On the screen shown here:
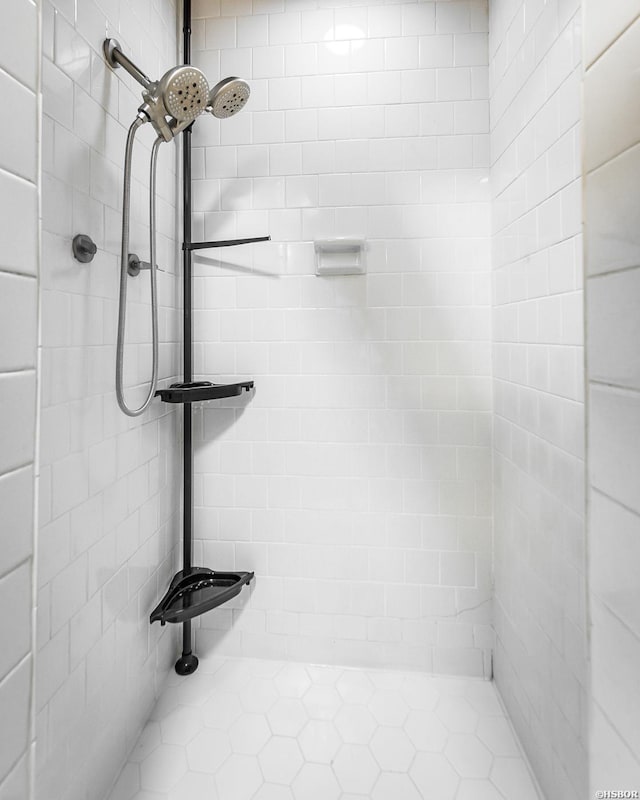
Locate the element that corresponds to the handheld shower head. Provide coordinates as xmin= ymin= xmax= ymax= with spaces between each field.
xmin=159 ymin=66 xmax=210 ymax=124
xmin=104 ymin=40 xmax=210 ymax=139
xmin=139 ymin=64 xmax=210 ymax=140
xmin=208 ymin=77 xmax=251 ymax=119
xmin=103 ymin=40 xmax=250 ymax=136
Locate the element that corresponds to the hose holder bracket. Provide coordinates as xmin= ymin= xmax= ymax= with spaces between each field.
xmin=127 ymin=253 xmax=154 ymax=277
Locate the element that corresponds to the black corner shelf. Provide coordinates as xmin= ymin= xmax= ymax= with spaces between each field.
xmin=150 ymin=567 xmax=254 ymax=626
xmin=184 ymin=235 xmax=270 ymax=251
xmin=155 ymin=380 xmax=254 ymax=404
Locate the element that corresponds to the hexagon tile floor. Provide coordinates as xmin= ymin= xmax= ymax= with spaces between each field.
xmin=107 ymin=655 xmax=543 ymax=800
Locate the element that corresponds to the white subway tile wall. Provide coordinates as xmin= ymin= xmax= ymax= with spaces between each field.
xmin=37 ymin=1 xmax=182 ymax=799
xmin=584 ymin=1 xmax=640 ymax=793
xmin=7 ymin=2 xmax=634 ymax=797
xmin=489 ymin=0 xmax=586 ymax=798
xmin=188 ymin=0 xmax=493 ymax=678
xmin=0 ymin=1 xmax=38 ymax=794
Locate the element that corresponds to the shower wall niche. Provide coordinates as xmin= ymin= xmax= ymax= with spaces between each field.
xmin=189 ymin=0 xmax=494 ymax=676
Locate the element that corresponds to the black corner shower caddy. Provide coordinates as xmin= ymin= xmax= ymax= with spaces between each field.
xmin=150 ymin=568 xmax=255 ymax=626
xmin=150 ymin=0 xmax=267 ymax=676
xmin=156 ymin=379 xmax=255 ymax=404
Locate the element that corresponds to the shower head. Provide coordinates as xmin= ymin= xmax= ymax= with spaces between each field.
xmin=140 ymin=64 xmax=210 ymax=140
xmin=104 ymin=40 xmax=210 ymax=140
xmin=103 ymin=40 xmax=249 ymax=137
xmin=207 ymin=77 xmax=251 ymax=119
xmin=158 ymin=66 xmax=210 ymax=124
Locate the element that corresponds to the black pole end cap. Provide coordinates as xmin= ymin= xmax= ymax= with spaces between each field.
xmin=175 ymin=652 xmax=199 ymax=676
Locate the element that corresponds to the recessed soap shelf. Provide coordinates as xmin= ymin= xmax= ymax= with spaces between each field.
xmin=314 ymin=238 xmax=366 ymax=276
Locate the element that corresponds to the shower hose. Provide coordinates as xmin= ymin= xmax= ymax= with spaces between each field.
xmin=116 ymin=114 xmax=162 ymax=416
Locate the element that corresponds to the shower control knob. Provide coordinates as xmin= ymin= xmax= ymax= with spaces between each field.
xmin=72 ymin=234 xmax=97 ymax=263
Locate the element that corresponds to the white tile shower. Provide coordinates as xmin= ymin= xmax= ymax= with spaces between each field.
xmin=1 ymin=0 xmax=639 ymax=798
xmin=35 ymin=2 xmax=183 ymax=799
xmin=0 ymin=0 xmax=38 ymax=795
xmin=489 ymin=0 xmax=586 ymax=797
xmin=107 ymin=654 xmax=543 ymax=800
xmin=584 ymin=1 xmax=640 ymax=792
xmin=188 ymin=0 xmax=494 ymax=679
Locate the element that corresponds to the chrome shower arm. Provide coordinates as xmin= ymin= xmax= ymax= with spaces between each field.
xmin=103 ymin=39 xmax=153 ymax=91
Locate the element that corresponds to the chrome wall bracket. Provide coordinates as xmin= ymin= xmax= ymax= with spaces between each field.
xmin=103 ymin=38 xmax=153 ymax=90
xmin=127 ymin=253 xmax=153 ymax=277
xmin=72 ymin=234 xmax=97 ymax=263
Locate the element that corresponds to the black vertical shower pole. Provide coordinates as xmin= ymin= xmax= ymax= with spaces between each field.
xmin=175 ymin=0 xmax=198 ymax=676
